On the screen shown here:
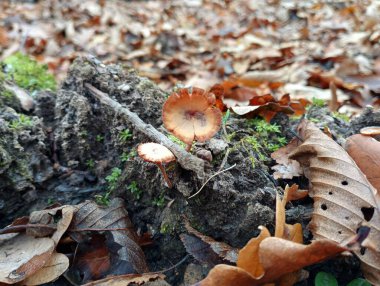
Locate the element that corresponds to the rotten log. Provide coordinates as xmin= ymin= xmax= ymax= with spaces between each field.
xmin=85 ymin=83 xmax=205 ymax=178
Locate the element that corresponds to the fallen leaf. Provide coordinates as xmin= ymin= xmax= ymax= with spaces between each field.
xmin=66 ymin=199 xmax=148 ymax=284
xmin=81 ymin=273 xmax=165 ymax=286
xmin=345 ymin=134 xmax=380 ymax=195
xmin=22 ymin=252 xmax=69 ymax=285
xmin=236 ymin=226 xmax=270 ymax=279
xmin=271 ymin=138 xmax=303 ymax=179
xmin=289 ymin=120 xmax=380 ymax=285
xmin=181 ymin=220 xmax=239 ymax=266
xmin=197 ymin=239 xmax=347 ymax=286
xmin=0 ymin=234 xmax=54 ymax=284
xmin=28 ymin=205 xmax=75 ymax=245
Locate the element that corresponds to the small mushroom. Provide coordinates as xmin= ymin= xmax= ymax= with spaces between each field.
xmin=137 ymin=142 xmax=175 ymax=188
xmin=360 ymin=126 xmax=380 ymax=136
xmin=162 ymin=87 xmax=222 ymax=151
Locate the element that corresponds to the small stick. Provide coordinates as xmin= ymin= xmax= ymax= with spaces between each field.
xmin=85 ymin=83 xmax=205 ymax=178
xmin=329 ymin=81 xmax=339 ymax=112
xmin=188 ymin=164 xmax=237 ymax=199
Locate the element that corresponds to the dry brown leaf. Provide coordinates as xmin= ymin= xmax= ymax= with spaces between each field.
xmin=198 ymin=239 xmax=347 ymax=286
xmin=22 ymin=252 xmax=69 ymax=285
xmin=271 ymin=138 xmax=303 ymax=180
xmin=0 ymin=234 xmax=54 ymax=284
xmin=81 ymin=273 xmax=165 ymax=286
xmin=181 ymin=220 xmax=239 ymax=265
xmin=345 ymin=134 xmax=380 ymax=194
xmin=28 ymin=205 xmax=75 ymax=245
xmin=66 ymin=199 xmax=148 ymax=284
xmin=257 ymin=238 xmax=347 ymax=283
xmin=289 ymin=120 xmax=380 ymax=285
xmin=236 ymin=226 xmax=271 ymax=279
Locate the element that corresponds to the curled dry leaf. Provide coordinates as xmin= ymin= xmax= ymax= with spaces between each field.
xmin=230 ymin=93 xmax=308 ymax=122
xmin=196 ymin=184 xmax=342 ymax=286
xmin=22 ymin=252 xmax=69 ymax=286
xmin=345 ymin=134 xmax=380 ymax=197
xmin=0 ymin=234 xmax=55 ymax=284
xmin=289 ymin=120 xmax=380 ymax=285
xmin=162 ymin=87 xmax=222 ymax=145
xmin=28 ymin=205 xmax=75 ymax=245
xmin=271 ymin=138 xmax=303 ymax=180
xmin=198 ymin=238 xmax=347 ymax=286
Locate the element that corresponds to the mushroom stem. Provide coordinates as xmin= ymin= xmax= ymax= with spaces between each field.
xmin=157 ymin=163 xmax=172 ymax=188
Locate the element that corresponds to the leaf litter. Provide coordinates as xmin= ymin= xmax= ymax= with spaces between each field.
xmin=1 ymin=0 xmax=380 ymax=285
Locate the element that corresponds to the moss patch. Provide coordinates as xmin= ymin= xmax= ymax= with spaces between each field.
xmin=2 ymin=52 xmax=56 ymax=92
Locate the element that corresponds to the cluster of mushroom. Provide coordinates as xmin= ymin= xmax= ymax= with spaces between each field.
xmin=137 ymin=87 xmax=222 ymax=188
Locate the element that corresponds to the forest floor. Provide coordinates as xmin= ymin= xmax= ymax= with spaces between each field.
xmin=0 ymin=1 xmax=380 ymax=286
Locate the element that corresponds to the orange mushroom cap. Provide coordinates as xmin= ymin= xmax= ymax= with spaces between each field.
xmin=137 ymin=143 xmax=175 ymax=164
xmin=360 ymin=126 xmax=380 ymax=136
xmin=162 ymin=87 xmax=222 ymax=145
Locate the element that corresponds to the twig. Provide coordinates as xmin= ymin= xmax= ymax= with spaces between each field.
xmin=188 ymin=163 xmax=237 ymax=199
xmin=159 ymin=255 xmax=190 ymax=273
xmin=0 ymin=224 xmax=56 ymax=235
xmin=329 ymin=81 xmax=338 ymax=112
xmin=218 ymin=148 xmax=230 ymax=172
xmin=85 ymin=83 xmax=205 ymax=178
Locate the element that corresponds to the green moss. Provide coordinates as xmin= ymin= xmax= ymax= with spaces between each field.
xmin=2 ymin=52 xmax=56 ymax=92
xmin=311 ymin=97 xmax=325 ymax=107
xmin=2 ymin=89 xmax=14 ymax=99
xmin=168 ymin=134 xmax=187 ymax=148
xmin=332 ymin=112 xmax=350 ymax=122
xmin=160 ymin=222 xmax=175 ymax=235
xmin=8 ymin=114 xmax=33 ymax=130
xmin=121 ymin=149 xmax=137 ymax=162
xmin=127 ymin=181 xmax=142 ymax=200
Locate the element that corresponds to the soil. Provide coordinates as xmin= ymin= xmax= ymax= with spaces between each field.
xmin=0 ymin=56 xmax=377 ymax=285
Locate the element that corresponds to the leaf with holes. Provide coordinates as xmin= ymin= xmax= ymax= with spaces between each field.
xmin=288 ymin=120 xmax=380 ymax=285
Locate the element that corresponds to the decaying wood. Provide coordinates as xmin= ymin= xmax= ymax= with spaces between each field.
xmin=85 ymin=83 xmax=205 ymax=178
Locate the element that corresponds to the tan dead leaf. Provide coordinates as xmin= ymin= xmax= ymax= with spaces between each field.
xmin=345 ymin=134 xmax=380 ymax=194
xmin=237 ymin=68 xmax=288 ymax=87
xmin=199 ymin=264 xmax=258 ymax=286
xmin=0 ymin=234 xmax=54 ymax=284
xmin=236 ymin=226 xmax=271 ymax=279
xmin=289 ymin=120 xmax=380 ymax=285
xmin=285 ymin=184 xmax=309 ymax=202
xmin=27 ymin=205 xmax=75 ymax=245
xmin=257 ymin=238 xmax=347 ymax=283
xmin=271 ymin=138 xmax=303 ymax=180
xmin=81 ymin=273 xmax=165 ymax=286
xmin=199 ymin=239 xmax=347 ymax=286
xmin=22 ymin=252 xmax=69 ymax=285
